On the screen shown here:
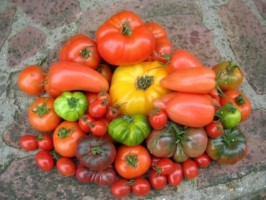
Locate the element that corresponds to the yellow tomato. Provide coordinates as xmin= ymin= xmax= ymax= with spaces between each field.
xmin=110 ymin=61 xmax=169 ymax=115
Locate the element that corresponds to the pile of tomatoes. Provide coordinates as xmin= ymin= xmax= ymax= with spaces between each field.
xmin=17 ymin=10 xmax=252 ymax=198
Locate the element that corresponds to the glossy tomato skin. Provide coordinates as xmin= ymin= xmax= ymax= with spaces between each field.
xmin=56 ymin=157 xmax=77 ymax=176
xmin=37 ymin=133 xmax=54 ymax=151
xmin=96 ymin=64 xmax=113 ymax=85
xmin=88 ymin=99 xmax=108 ymax=118
xmin=193 ymin=153 xmax=212 ymax=168
xmin=89 ymin=120 xmax=107 ymax=137
xmin=18 ymin=65 xmax=46 ymax=96
xmin=149 ymin=108 xmax=168 ymax=130
xmin=132 ymin=177 xmax=151 ymax=196
xmin=78 ymin=113 xmax=94 ymax=132
xmin=148 ymin=170 xmax=167 ymax=190
xmin=205 ymin=121 xmax=224 ymax=138
xmin=111 ymin=179 xmax=131 ymax=198
xmin=35 ymin=150 xmax=54 ymax=171
xmin=19 ymin=134 xmax=38 ymax=151
xmin=167 ymin=163 xmax=183 ymax=186
xmin=182 ymin=159 xmax=199 ymax=179
xmin=216 ymin=103 xmax=241 ymax=128
xmin=28 ymin=97 xmax=62 ymax=132
xmin=115 ymin=145 xmax=151 ymax=179
xmin=154 ymin=158 xmax=174 ymax=175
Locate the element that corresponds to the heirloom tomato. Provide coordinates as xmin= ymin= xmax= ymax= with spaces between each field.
xmin=109 ymin=61 xmax=169 ymax=115
xmin=216 ymin=103 xmax=241 ymax=128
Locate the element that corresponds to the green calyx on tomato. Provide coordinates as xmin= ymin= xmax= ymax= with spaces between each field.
xmin=57 ymin=127 xmax=72 ymax=139
xmin=136 ymin=75 xmax=154 ymax=90
xmin=108 ymin=114 xmax=151 ymax=146
xmin=32 ymin=102 xmax=50 ymax=117
xmin=216 ymin=102 xmax=241 ymax=128
xmin=54 ymin=91 xmax=88 ymax=121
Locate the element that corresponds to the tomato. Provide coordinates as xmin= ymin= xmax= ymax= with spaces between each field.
xmin=19 ymin=134 xmax=38 ymax=151
xmin=167 ymin=163 xmax=183 ymax=186
xmin=166 ymin=49 xmax=203 ymax=73
xmin=216 ymin=103 xmax=241 ymax=128
xmin=153 ymin=158 xmax=174 ymax=175
xmin=105 ymin=104 xmax=122 ymax=120
xmin=35 ymin=150 xmax=54 ymax=171
xmin=220 ymin=89 xmax=252 ymax=121
xmin=78 ymin=114 xmax=94 ymax=132
xmin=18 ymin=65 xmax=46 ymax=96
xmin=213 ymin=61 xmax=243 ymax=91
xmin=88 ymin=99 xmax=108 ymax=118
xmin=28 ymin=97 xmax=62 ymax=132
xmin=205 ymin=121 xmax=224 ymax=138
xmin=149 ymin=108 xmax=168 ymax=130
xmin=115 ymin=145 xmax=151 ymax=179
xmin=76 ymin=135 xmax=116 ymax=171
xmin=85 ymin=92 xmax=98 ymax=104
xmin=96 ymin=64 xmax=113 ymax=85
xmin=131 ymin=177 xmax=151 ymax=196
xmin=96 ymin=10 xmax=155 ymax=65
xmin=59 ymin=34 xmax=100 ymax=69
xmin=53 ymin=121 xmax=86 ymax=157
xmin=56 ymin=157 xmax=76 ymax=176
xmin=89 ymin=120 xmax=107 ymax=137
xmin=110 ymin=61 xmax=169 ymax=115
xmin=160 ymin=67 xmax=216 ymax=94
xmin=111 ymin=179 xmax=131 ymax=198
xmin=182 ymin=159 xmax=199 ymax=179
xmin=148 ymin=170 xmax=167 ymax=190
xmin=54 ymin=91 xmax=88 ymax=121
xmin=37 ymin=133 xmax=54 ymax=151
xmin=46 ymin=61 xmax=109 ymax=94
xmin=193 ymin=153 xmax=211 ymax=168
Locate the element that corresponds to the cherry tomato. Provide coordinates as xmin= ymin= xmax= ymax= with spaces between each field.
xmin=19 ymin=134 xmax=38 ymax=151
xmin=148 ymin=170 xmax=167 ymax=190
xmin=182 ymin=159 xmax=199 ymax=179
xmin=56 ymin=157 xmax=77 ymax=176
xmin=89 ymin=120 xmax=107 ymax=137
xmin=85 ymin=92 xmax=98 ymax=104
xmin=78 ymin=113 xmax=94 ymax=132
xmin=149 ymin=108 xmax=168 ymax=130
xmin=131 ymin=177 xmax=151 ymax=196
xmin=88 ymin=99 xmax=108 ymax=118
xmin=105 ymin=104 xmax=122 ymax=121
xmin=153 ymin=158 xmax=174 ymax=175
xmin=111 ymin=179 xmax=131 ymax=198
xmin=37 ymin=133 xmax=54 ymax=151
xmin=194 ymin=153 xmax=212 ymax=168
xmin=35 ymin=150 xmax=54 ymax=171
xmin=167 ymin=163 xmax=183 ymax=186
xmin=96 ymin=64 xmax=113 ymax=85
xmin=205 ymin=121 xmax=224 ymax=138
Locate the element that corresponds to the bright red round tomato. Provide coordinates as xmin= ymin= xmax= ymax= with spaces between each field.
xmin=19 ymin=134 xmax=38 ymax=151
xmin=89 ymin=120 xmax=107 ymax=137
xmin=182 ymin=159 xmax=199 ymax=179
xmin=105 ymin=105 xmax=122 ymax=121
xmin=153 ymin=158 xmax=174 ymax=175
xmin=37 ymin=133 xmax=54 ymax=151
xmin=88 ymin=99 xmax=108 ymax=118
xmin=149 ymin=108 xmax=168 ymax=130
xmin=111 ymin=179 xmax=131 ymax=198
xmin=78 ymin=113 xmax=94 ymax=132
xmin=132 ymin=177 xmax=151 ymax=196
xmin=167 ymin=163 xmax=183 ymax=186
xmin=18 ymin=65 xmax=46 ymax=96
xmin=56 ymin=157 xmax=76 ymax=176
xmin=205 ymin=121 xmax=224 ymax=138
xmin=148 ymin=170 xmax=167 ymax=190
xmin=35 ymin=150 xmax=54 ymax=171
xmin=194 ymin=153 xmax=212 ymax=168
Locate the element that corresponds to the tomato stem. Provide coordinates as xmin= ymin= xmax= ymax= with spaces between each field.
xmin=126 ymin=154 xmax=137 ymax=168
xmin=80 ymin=47 xmax=91 ymax=59
xmin=58 ymin=127 xmax=72 ymax=138
xmin=121 ymin=20 xmax=132 ymax=36
xmin=123 ymin=115 xmax=133 ymax=123
xmin=91 ymin=146 xmax=102 ymax=155
xmin=235 ymin=95 xmax=245 ymax=105
xmin=67 ymin=97 xmax=79 ymax=110
xmin=136 ymin=75 xmax=154 ymax=90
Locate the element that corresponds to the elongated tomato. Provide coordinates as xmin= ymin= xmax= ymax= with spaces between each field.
xmin=46 ymin=62 xmax=109 ymax=93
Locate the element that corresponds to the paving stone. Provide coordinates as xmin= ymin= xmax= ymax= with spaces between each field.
xmin=11 ymin=0 xmax=81 ymax=29
xmin=218 ymin=0 xmax=266 ymax=95
xmin=254 ymin=0 xmax=266 ymax=19
xmin=7 ymin=25 xmax=46 ymax=67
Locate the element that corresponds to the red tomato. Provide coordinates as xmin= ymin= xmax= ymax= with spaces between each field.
xmin=85 ymin=92 xmax=98 ymax=104
xmin=148 ymin=170 xmax=167 ymax=190
xmin=18 ymin=65 xmax=46 ymax=96
xmin=153 ymin=158 xmax=174 ymax=175
xmin=131 ymin=177 xmax=151 ymax=196
xmin=89 ymin=120 xmax=107 ymax=137
xmin=35 ymin=150 xmax=54 ymax=171
xmin=19 ymin=134 xmax=38 ymax=151
xmin=37 ymin=133 xmax=54 ymax=151
xmin=78 ymin=114 xmax=94 ymax=132
xmin=194 ymin=153 xmax=212 ymax=168
xmin=106 ymin=105 xmax=122 ymax=120
xmin=111 ymin=179 xmax=131 ymax=198
xmin=56 ymin=157 xmax=77 ymax=176
xmin=167 ymin=163 xmax=183 ymax=186
xmin=96 ymin=64 xmax=113 ymax=85
xmin=88 ymin=99 xmax=108 ymax=118
xmin=97 ymin=90 xmax=112 ymax=105
xmin=59 ymin=34 xmax=100 ymax=69
xmin=205 ymin=121 xmax=224 ymax=138
xmin=149 ymin=108 xmax=168 ymax=130
xmin=182 ymin=159 xmax=199 ymax=179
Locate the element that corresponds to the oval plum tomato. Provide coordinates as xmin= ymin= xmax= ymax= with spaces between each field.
xmin=35 ymin=150 xmax=54 ymax=171
xmin=89 ymin=120 xmax=107 ymax=137
xmin=96 ymin=64 xmax=113 ymax=85
xmin=56 ymin=157 xmax=76 ymax=176
xmin=88 ymin=99 xmax=108 ymax=118
xmin=37 ymin=133 xmax=54 ymax=151
xmin=149 ymin=108 xmax=168 ymax=130
xmin=19 ymin=134 xmax=38 ymax=151
xmin=78 ymin=113 xmax=94 ymax=132
xmin=182 ymin=159 xmax=199 ymax=179
xmin=28 ymin=97 xmax=62 ymax=132
xmin=111 ymin=179 xmax=131 ymax=198
xmin=148 ymin=170 xmax=167 ymax=190
xmin=194 ymin=153 xmax=212 ymax=168
xmin=167 ymin=163 xmax=183 ymax=186
xmin=220 ymin=89 xmax=252 ymax=121
xmin=153 ymin=158 xmax=174 ymax=175
xmin=18 ymin=65 xmax=46 ymax=96
xmin=131 ymin=177 xmax=151 ymax=197
xmin=205 ymin=121 xmax=224 ymax=138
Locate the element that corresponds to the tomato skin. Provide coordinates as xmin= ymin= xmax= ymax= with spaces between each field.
xmin=28 ymin=97 xmax=62 ymax=132
xmin=153 ymin=158 xmax=174 ymax=175
xmin=19 ymin=134 xmax=38 ymax=151
xmin=35 ymin=150 xmax=54 ymax=171
xmin=56 ymin=157 xmax=76 ymax=176
xmin=182 ymin=159 xmax=199 ymax=179
xmin=37 ymin=133 xmax=54 ymax=151
xmin=132 ymin=177 xmax=151 ymax=196
xmin=89 ymin=120 xmax=107 ymax=137
xmin=167 ymin=163 xmax=183 ymax=186
xmin=111 ymin=179 xmax=131 ymax=198
xmin=53 ymin=121 xmax=86 ymax=157
xmin=216 ymin=103 xmax=241 ymax=128
xmin=88 ymin=99 xmax=108 ymax=119
xmin=148 ymin=170 xmax=167 ymax=190
xmin=78 ymin=114 xmax=94 ymax=132
xmin=106 ymin=105 xmax=122 ymax=121
xmin=18 ymin=65 xmax=46 ymax=96
xmin=193 ymin=153 xmax=211 ymax=168
xmin=96 ymin=64 xmax=113 ymax=85
xmin=149 ymin=108 xmax=168 ymax=130
xmin=115 ymin=145 xmax=151 ymax=179
xmin=205 ymin=121 xmax=224 ymax=138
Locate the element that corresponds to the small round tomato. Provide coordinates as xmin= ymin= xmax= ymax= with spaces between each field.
xmin=88 ymin=99 xmax=108 ymax=118
xmin=149 ymin=108 xmax=168 ymax=130
xmin=182 ymin=159 xmax=199 ymax=179
xmin=97 ymin=64 xmax=113 ymax=85
xmin=111 ymin=179 xmax=131 ymax=198
xmin=19 ymin=134 xmax=38 ymax=151
xmin=105 ymin=104 xmax=122 ymax=121
xmin=216 ymin=103 xmax=241 ymax=128
xmin=131 ymin=177 xmax=151 ymax=196
xmin=205 ymin=121 xmax=224 ymax=138
xmin=153 ymin=158 xmax=174 ymax=175
xmin=18 ymin=65 xmax=46 ymax=96
xmin=85 ymin=92 xmax=98 ymax=104
xmin=193 ymin=153 xmax=212 ymax=168
xmin=78 ymin=113 xmax=94 ymax=132
xmin=56 ymin=157 xmax=76 ymax=176
xmin=37 ymin=133 xmax=54 ymax=151
xmin=148 ymin=170 xmax=167 ymax=190
xmin=35 ymin=150 xmax=54 ymax=171
xmin=167 ymin=163 xmax=183 ymax=186
xmin=89 ymin=120 xmax=107 ymax=137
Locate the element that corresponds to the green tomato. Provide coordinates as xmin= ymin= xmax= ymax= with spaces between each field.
xmin=216 ymin=103 xmax=241 ymax=128
xmin=108 ymin=114 xmax=151 ymax=146
xmin=54 ymin=91 xmax=88 ymax=121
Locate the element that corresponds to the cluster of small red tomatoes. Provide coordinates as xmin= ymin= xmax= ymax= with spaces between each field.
xmin=17 ymin=10 xmax=252 ymax=198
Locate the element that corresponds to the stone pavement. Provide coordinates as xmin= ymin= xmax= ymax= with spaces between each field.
xmin=0 ymin=0 xmax=266 ymax=199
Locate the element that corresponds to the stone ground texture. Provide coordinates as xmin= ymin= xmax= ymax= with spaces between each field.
xmin=0 ymin=0 xmax=266 ymax=199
